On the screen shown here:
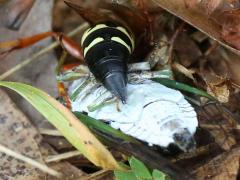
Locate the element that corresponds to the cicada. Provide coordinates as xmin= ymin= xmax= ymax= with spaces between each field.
xmin=65 ymin=62 xmax=198 ymax=152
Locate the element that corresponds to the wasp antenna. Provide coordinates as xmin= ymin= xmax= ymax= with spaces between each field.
xmin=103 ymin=72 xmax=127 ymax=104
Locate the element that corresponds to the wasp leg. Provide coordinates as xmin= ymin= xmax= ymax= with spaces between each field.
xmin=0 ymin=31 xmax=84 ymax=61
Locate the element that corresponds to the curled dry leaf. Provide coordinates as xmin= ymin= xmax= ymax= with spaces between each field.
xmin=203 ymin=73 xmax=230 ymax=103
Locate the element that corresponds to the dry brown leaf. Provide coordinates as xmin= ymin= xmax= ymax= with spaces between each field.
xmin=222 ymin=50 xmax=240 ymax=86
xmin=207 ymin=126 xmax=236 ymax=151
xmin=194 ymin=147 xmax=240 ymax=180
xmin=0 ymin=89 xmax=86 ymax=179
xmin=200 ymin=0 xmax=222 ymax=15
xmin=152 ymin=0 xmax=240 ymax=55
xmin=197 ymin=102 xmax=237 ymax=151
xmin=213 ymin=9 xmax=240 ymax=49
xmin=174 ymin=32 xmax=202 ymax=67
xmin=206 ymin=82 xmax=230 ymax=103
xmin=202 ymin=72 xmax=230 ymax=103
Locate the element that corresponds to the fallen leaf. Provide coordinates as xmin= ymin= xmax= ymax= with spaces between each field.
xmin=0 ymin=89 xmax=86 ymax=179
xmin=194 ymin=147 xmax=240 ymax=180
xmin=152 ymin=0 xmax=240 ymax=55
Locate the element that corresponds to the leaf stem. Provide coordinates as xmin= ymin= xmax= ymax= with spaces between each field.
xmin=0 ymin=23 xmax=88 ymax=80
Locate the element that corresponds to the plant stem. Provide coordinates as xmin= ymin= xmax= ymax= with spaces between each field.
xmin=0 ymin=23 xmax=88 ymax=80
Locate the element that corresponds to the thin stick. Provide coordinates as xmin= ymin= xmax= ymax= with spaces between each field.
xmin=0 ymin=143 xmax=61 ymax=177
xmin=82 ymin=170 xmax=110 ymax=180
xmin=45 ymin=150 xmax=81 ymax=163
xmin=39 ymin=128 xmax=63 ymax=136
xmin=0 ymin=23 xmax=88 ymax=80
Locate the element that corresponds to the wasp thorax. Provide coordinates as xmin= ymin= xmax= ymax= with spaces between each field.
xmin=81 ymin=23 xmax=135 ymax=103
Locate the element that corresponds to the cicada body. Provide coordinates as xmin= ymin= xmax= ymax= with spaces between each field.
xmin=69 ymin=72 xmax=198 ymax=152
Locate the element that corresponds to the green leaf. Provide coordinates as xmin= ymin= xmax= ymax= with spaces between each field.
xmin=152 ymin=169 xmax=167 ymax=180
xmin=0 ymin=81 xmax=123 ymax=170
xmin=129 ymin=156 xmax=152 ymax=179
xmin=152 ymin=78 xmax=216 ymax=100
xmin=114 ymin=171 xmax=137 ymax=180
xmin=74 ymin=112 xmax=139 ymax=143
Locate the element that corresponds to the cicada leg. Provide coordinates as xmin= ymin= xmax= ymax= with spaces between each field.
xmin=0 ymin=31 xmax=84 ymax=62
xmin=55 ymin=51 xmax=71 ymax=109
xmin=57 ymin=81 xmax=72 ymax=109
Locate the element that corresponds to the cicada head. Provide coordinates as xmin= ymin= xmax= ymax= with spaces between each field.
xmin=173 ymin=128 xmax=196 ymax=152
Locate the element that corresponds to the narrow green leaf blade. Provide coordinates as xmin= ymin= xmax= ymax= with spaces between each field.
xmin=74 ymin=112 xmax=139 ymax=143
xmin=152 ymin=78 xmax=216 ymax=100
xmin=129 ymin=156 xmax=152 ymax=179
xmin=0 ymin=81 xmax=122 ymax=170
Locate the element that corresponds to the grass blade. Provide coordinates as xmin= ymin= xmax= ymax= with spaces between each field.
xmin=0 ymin=81 xmax=123 ymax=170
xmin=152 ymin=78 xmax=216 ymax=100
xmin=74 ymin=112 xmax=139 ymax=143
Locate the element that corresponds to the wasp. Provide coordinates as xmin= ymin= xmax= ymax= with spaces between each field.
xmin=0 ymin=0 xmax=157 ymax=107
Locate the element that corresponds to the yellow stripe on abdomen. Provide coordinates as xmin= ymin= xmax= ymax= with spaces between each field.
xmin=81 ymin=24 xmax=108 ymax=46
xmin=84 ymin=37 xmax=104 ymax=56
xmin=111 ymin=37 xmax=131 ymax=53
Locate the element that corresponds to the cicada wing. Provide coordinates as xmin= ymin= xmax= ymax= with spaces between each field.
xmin=0 ymin=0 xmax=35 ymax=30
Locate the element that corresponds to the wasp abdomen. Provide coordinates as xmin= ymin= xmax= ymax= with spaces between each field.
xmin=81 ymin=23 xmax=135 ymax=103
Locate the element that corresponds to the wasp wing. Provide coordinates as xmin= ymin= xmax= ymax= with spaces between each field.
xmin=64 ymin=0 xmax=112 ymax=25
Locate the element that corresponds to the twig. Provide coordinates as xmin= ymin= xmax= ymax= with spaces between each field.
xmin=168 ymin=22 xmax=185 ymax=64
xmin=0 ymin=23 xmax=88 ymax=80
xmin=0 ymin=143 xmax=61 ymax=177
xmin=39 ymin=128 xmax=63 ymax=136
xmin=82 ymin=170 xmax=111 ymax=180
xmin=45 ymin=150 xmax=81 ymax=163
